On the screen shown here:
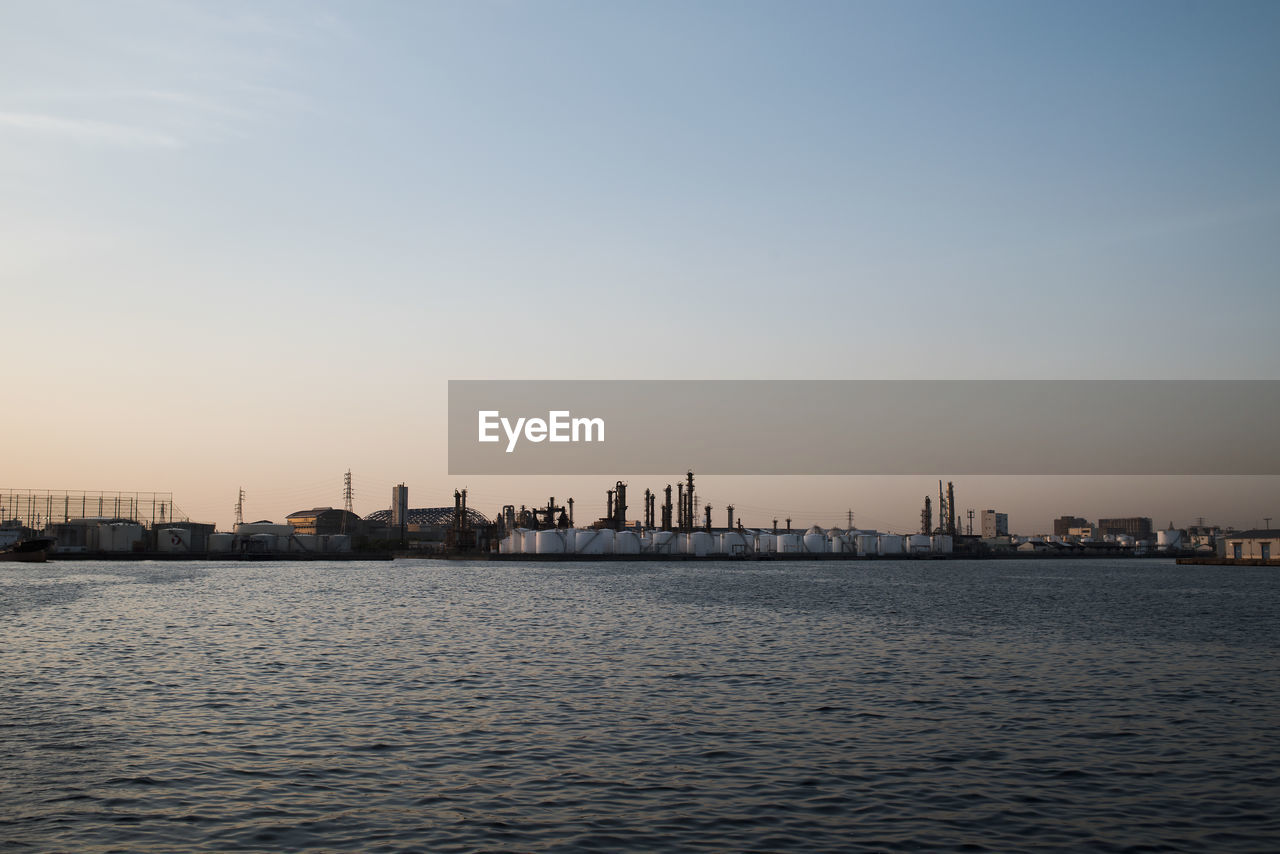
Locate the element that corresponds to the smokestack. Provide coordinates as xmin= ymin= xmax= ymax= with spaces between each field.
xmin=615 ymin=481 xmax=627 ymax=531
xmin=946 ymin=482 xmax=957 ymax=535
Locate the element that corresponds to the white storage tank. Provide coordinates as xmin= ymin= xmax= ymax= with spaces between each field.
xmin=576 ymin=528 xmax=614 ymax=555
xmin=878 ymin=534 xmax=904 ymax=555
xmin=720 ymin=531 xmax=748 ymax=556
xmin=521 ymin=530 xmax=538 ymax=554
xmin=250 ymin=533 xmax=278 ymax=552
xmin=1157 ymin=529 xmax=1183 ymax=550
xmin=650 ymin=530 xmax=679 ymax=555
xmin=208 ymin=532 xmax=234 ymax=553
xmin=803 ymin=532 xmax=828 ymax=554
xmin=107 ymin=523 xmax=144 ymax=552
xmin=509 ymin=529 xmax=528 ymax=554
xmin=856 ymin=534 xmax=879 ymax=556
xmin=157 ymin=527 xmax=190 ymax=553
xmin=688 ymin=531 xmax=714 ymax=557
xmin=97 ymin=523 xmax=118 ymax=552
xmin=615 ymin=531 xmax=641 ymax=555
xmin=536 ymin=529 xmax=567 ymax=554
xmin=830 ymin=534 xmax=850 ymax=554
xmin=293 ymin=533 xmax=320 ymax=553
xmin=907 ymin=534 xmax=931 ymax=554
xmin=931 ymin=534 xmax=953 ymax=554
xmin=777 ymin=533 xmax=801 ymax=554
xmin=756 ymin=532 xmax=776 ymax=553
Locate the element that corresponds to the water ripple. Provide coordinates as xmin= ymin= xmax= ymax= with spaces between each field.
xmin=2 ymin=558 xmax=1278 ymax=851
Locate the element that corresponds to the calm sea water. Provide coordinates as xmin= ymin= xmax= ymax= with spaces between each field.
xmin=2 ymin=558 xmax=1278 ymax=852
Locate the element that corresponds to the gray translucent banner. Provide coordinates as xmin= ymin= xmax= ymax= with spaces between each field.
xmin=448 ymin=380 xmax=1280 ymax=475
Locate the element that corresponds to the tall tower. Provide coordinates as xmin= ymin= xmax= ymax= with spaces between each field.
xmin=234 ymin=488 xmax=245 ymax=528
xmin=342 ymin=470 xmax=354 ymax=534
xmin=946 ymin=482 xmax=957 ymax=535
xmin=392 ymin=483 xmax=408 ymax=541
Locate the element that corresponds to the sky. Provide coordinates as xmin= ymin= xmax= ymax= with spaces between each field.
xmin=3 ymin=0 xmax=1279 ymax=533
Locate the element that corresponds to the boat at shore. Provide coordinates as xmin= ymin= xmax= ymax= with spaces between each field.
xmin=0 ymin=524 xmax=54 ymax=563
xmin=0 ymin=536 xmax=54 ymax=562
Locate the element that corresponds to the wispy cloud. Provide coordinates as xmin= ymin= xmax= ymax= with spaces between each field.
xmin=0 ymin=111 xmax=181 ymax=149
xmin=0 ymin=2 xmax=346 ymax=152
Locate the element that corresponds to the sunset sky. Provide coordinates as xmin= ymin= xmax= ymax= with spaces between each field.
xmin=4 ymin=1 xmax=1278 ymax=532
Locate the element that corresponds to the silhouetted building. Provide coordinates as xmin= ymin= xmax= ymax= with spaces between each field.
xmin=363 ymin=507 xmax=490 ymax=542
xmin=1098 ymin=517 xmax=1153 ymax=539
xmin=391 ymin=484 xmax=409 ymax=528
xmin=286 ymin=507 xmax=364 ymax=536
xmin=1054 ymin=515 xmax=1090 ymax=536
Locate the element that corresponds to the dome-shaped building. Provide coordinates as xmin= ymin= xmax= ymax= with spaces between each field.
xmin=364 ymin=507 xmax=491 ymax=543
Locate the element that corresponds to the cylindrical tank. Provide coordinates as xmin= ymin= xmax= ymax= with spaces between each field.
xmin=522 ymin=530 xmax=538 ymax=554
xmin=830 ymin=534 xmax=849 ymax=553
xmin=931 ymin=534 xmax=953 ymax=554
xmin=250 ymin=533 xmax=278 ymax=552
xmin=650 ymin=530 xmax=678 ymax=555
xmin=208 ymin=532 xmax=234 ymax=553
xmin=688 ymin=531 xmax=714 ymax=556
xmin=536 ymin=529 xmax=567 ymax=554
xmin=907 ymin=534 xmax=931 ymax=554
xmin=803 ymin=532 xmax=828 ymax=553
xmin=756 ymin=532 xmax=776 ymax=553
xmin=157 ymin=528 xmax=190 ymax=553
xmin=856 ymin=534 xmax=879 ymax=556
xmin=614 ymin=531 xmax=640 ymax=555
xmin=777 ymin=533 xmax=801 ymax=554
xmin=292 ymin=534 xmax=319 ymax=553
xmin=1157 ymin=529 xmax=1183 ymax=550
xmin=326 ymin=534 xmax=351 ymax=553
xmin=98 ymin=523 xmax=141 ymax=552
xmin=576 ymin=528 xmax=615 ymax=555
xmin=878 ymin=534 xmax=904 ymax=555
xmin=720 ymin=531 xmax=748 ymax=556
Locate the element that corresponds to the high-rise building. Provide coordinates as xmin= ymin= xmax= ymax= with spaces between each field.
xmin=1053 ymin=515 xmax=1090 ymax=536
xmin=981 ymin=510 xmax=1009 ymax=538
xmin=1098 ymin=517 xmax=1153 ymax=539
xmin=392 ymin=484 xmax=408 ymax=528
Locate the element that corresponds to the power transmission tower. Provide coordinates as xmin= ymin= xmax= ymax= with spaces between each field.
xmin=235 ymin=488 xmax=245 ymax=527
xmin=342 ymin=470 xmax=354 ymax=533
